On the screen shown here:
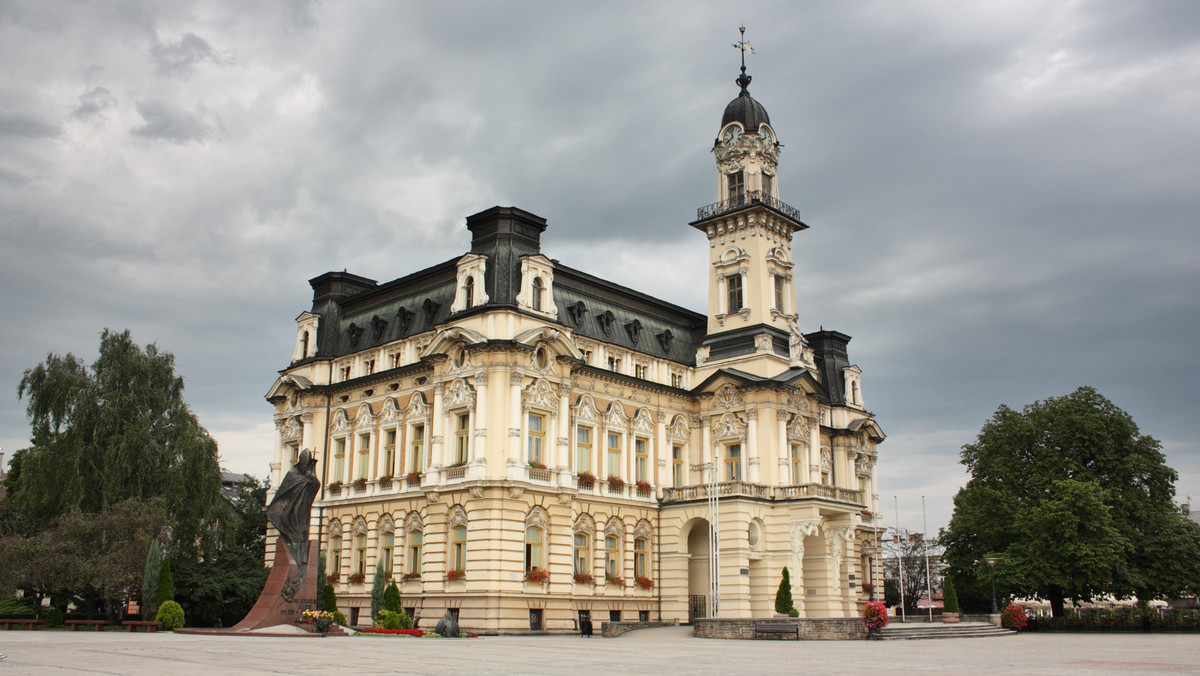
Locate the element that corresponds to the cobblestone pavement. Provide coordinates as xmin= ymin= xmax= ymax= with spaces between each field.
xmin=1 ymin=626 xmax=1197 ymax=675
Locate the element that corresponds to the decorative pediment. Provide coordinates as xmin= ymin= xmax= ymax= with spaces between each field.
xmin=788 ymin=388 xmax=808 ymax=412
xmin=332 ymin=408 xmax=350 ymax=433
xmin=573 ymin=513 xmax=595 ymax=533
xmin=633 ymin=408 xmax=654 ymax=434
xmin=667 ymin=415 xmax=690 ymax=442
xmin=523 ymin=379 xmax=557 ymax=412
xmin=380 ymin=398 xmax=401 ymax=424
xmin=328 ymin=519 xmax=343 ymax=538
xmin=281 ymin=416 xmax=302 ymax=442
xmin=351 ymin=516 xmax=368 ymax=537
xmin=712 ymin=413 xmax=747 ymax=441
xmin=633 ymin=519 xmax=652 ymax=540
xmin=526 ymin=506 xmax=549 ymax=531
xmin=408 ymin=391 xmax=428 ymax=419
xmin=378 ymin=514 xmax=395 ymax=534
xmin=574 ymin=394 xmax=599 ymax=423
xmin=444 ymin=378 xmax=475 ymax=410
xmin=604 ymin=402 xmax=628 ymax=428
xmin=715 ymin=384 xmax=743 ymax=409
xmin=356 ymin=403 xmax=375 ymax=425
xmin=404 ymin=511 xmax=424 ymax=533
xmin=604 ymin=516 xmax=625 ymax=537
xmin=448 ymin=505 xmax=468 ymax=529
xmin=820 ymin=447 xmax=833 ymax=472
xmin=855 ymin=452 xmax=875 ymax=476
xmin=786 ymin=413 xmax=808 ymax=441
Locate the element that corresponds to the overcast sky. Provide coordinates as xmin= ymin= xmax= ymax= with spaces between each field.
xmin=3 ymin=0 xmax=1198 ymax=534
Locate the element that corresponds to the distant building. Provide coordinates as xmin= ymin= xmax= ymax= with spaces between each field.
xmin=219 ymin=470 xmax=257 ymax=501
xmin=266 ymin=58 xmax=884 ymax=632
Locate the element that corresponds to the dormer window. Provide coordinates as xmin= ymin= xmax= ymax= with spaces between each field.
xmin=464 ymin=277 xmax=474 ymax=308
xmin=452 ymin=253 xmax=489 ymax=315
xmin=300 ymin=331 xmax=309 ymax=359
xmin=532 ymin=277 xmax=544 ymax=311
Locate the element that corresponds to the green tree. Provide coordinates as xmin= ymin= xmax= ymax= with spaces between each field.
xmin=774 ymin=567 xmax=794 ymax=615
xmin=11 ymin=329 xmax=227 ymax=558
xmin=141 ymin=540 xmax=161 ymax=620
xmin=370 ymin=560 xmax=387 ymax=620
xmin=156 ymin=558 xmax=174 ymax=605
xmin=384 ymin=580 xmax=403 ymax=614
xmin=942 ymin=579 xmax=959 ymax=614
xmin=941 ymin=387 xmax=1200 ymax=616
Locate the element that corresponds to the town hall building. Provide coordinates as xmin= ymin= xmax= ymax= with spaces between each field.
xmin=265 ymin=54 xmax=885 ymax=633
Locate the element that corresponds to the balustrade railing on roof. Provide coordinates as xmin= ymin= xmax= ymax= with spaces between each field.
xmin=696 ymin=190 xmax=803 ymax=222
xmin=661 ymin=481 xmax=863 ymax=506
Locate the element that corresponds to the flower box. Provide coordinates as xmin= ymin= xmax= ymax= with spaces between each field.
xmin=528 ymin=461 xmax=547 ymax=470
xmin=525 ymin=567 xmax=550 ymax=584
xmin=577 ymin=472 xmax=596 ymax=489
xmin=606 ymin=476 xmax=625 ymax=491
xmin=634 ymin=575 xmax=653 ymax=590
xmin=348 ymin=572 xmax=366 ymax=584
xmin=445 ymin=569 xmax=466 ymax=582
xmin=402 ymin=571 xmax=421 ymax=582
xmin=605 ymin=573 xmax=625 ymax=587
xmin=326 ymin=573 xmax=339 ymax=583
xmin=635 ymin=480 xmax=651 ymax=492
xmin=573 ymin=572 xmax=595 ymax=585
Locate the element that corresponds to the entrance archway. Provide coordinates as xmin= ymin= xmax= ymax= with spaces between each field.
xmin=683 ymin=518 xmax=711 ymax=621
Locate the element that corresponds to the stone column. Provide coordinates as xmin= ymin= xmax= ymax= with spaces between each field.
xmin=431 ymin=382 xmax=445 ymax=468
xmin=776 ymin=409 xmax=789 ymax=484
xmin=508 ymin=371 xmax=523 ymax=463
xmin=556 ymin=383 xmax=571 ymax=472
xmin=746 ymin=405 xmax=759 ymax=483
xmin=655 ymin=412 xmax=668 ymax=488
xmin=701 ymin=416 xmax=713 ymax=484
xmin=471 ymin=370 xmax=488 ymax=462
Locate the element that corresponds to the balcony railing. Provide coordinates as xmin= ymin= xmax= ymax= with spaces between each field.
xmin=696 ymin=190 xmax=803 ymax=222
xmin=527 ymin=467 xmax=552 ymax=483
xmin=660 ymin=481 xmax=863 ymax=506
xmin=445 ymin=465 xmax=467 ymax=481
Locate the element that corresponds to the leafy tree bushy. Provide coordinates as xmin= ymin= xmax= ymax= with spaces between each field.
xmin=942 ymin=580 xmax=959 ymax=614
xmin=941 ymin=387 xmax=1200 ymax=616
xmin=156 ymin=600 xmax=185 ymax=630
xmin=384 ymin=581 xmax=402 ymax=614
xmin=370 ymin=560 xmax=387 ymax=619
xmin=141 ymin=540 xmax=161 ymax=620
xmin=374 ymin=609 xmax=412 ymax=629
xmin=156 ymin=558 xmax=174 ymax=605
xmin=322 ymin=576 xmax=339 ymax=614
xmin=774 ymin=567 xmax=794 ymax=615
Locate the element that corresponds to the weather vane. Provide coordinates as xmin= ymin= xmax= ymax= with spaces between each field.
xmin=732 ymin=25 xmax=755 ymax=93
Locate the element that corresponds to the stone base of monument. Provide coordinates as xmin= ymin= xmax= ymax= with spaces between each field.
xmin=231 ymin=539 xmax=320 ymax=632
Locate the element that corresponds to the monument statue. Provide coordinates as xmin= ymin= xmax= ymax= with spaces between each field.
xmin=266 ymin=448 xmax=321 ymax=601
xmin=435 ymin=610 xmax=460 ymax=638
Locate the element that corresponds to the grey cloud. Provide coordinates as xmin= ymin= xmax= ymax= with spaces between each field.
xmin=0 ymin=113 xmax=60 ymax=138
xmin=130 ymin=99 xmax=212 ymax=143
xmin=72 ymin=86 xmax=118 ymax=120
xmin=150 ymin=32 xmax=218 ymax=76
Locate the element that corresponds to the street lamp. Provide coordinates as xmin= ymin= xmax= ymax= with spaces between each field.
xmin=984 ymin=556 xmax=999 ymax=615
xmin=862 ymin=545 xmax=878 ymax=600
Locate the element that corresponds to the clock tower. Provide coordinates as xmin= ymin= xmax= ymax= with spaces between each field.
xmin=691 ymin=33 xmax=810 ymax=377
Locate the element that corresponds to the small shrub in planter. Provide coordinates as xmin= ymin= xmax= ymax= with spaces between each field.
xmin=862 ymin=601 xmax=889 ymax=630
xmin=635 ymin=575 xmax=654 ymax=590
xmin=573 ymin=572 xmax=595 ymax=585
xmin=788 ymin=608 xmax=799 ymax=618
xmin=332 ymin=610 xmax=348 ymax=626
xmin=1001 ymin=603 xmax=1028 ymax=631
xmin=156 ymin=600 xmax=186 ymax=631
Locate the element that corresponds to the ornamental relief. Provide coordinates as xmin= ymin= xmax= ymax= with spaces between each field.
xmin=573 ymin=513 xmax=595 ymax=533
xmin=787 ymin=414 xmax=808 ymax=441
xmin=712 ymin=413 xmax=747 ymax=441
xmin=820 ymin=447 xmax=833 ymax=472
xmin=448 ymin=505 xmax=468 ymax=529
xmin=444 ymin=378 xmax=475 ymax=410
xmin=855 ymin=453 xmax=875 ymax=476
xmin=331 ymin=408 xmax=350 ymax=433
xmin=280 ymin=416 xmax=302 ymax=442
xmin=667 ymin=415 xmax=690 ymax=442
xmin=523 ymin=379 xmax=557 ymax=412
xmin=604 ymin=402 xmax=628 ymax=429
xmin=604 ymin=516 xmax=625 ymax=537
xmin=356 ymin=403 xmax=375 ymax=426
xmin=574 ymin=394 xmax=599 ymax=423
xmin=327 ymin=519 xmax=343 ymax=538
xmin=715 ymin=384 xmax=744 ymax=409
xmin=378 ymin=514 xmax=395 ymax=534
xmin=634 ymin=519 xmax=652 ymax=540
xmin=525 ymin=506 xmax=549 ymax=531
xmin=379 ymin=398 xmax=401 ymax=424
xmin=633 ymin=408 xmax=654 ymax=434
xmin=351 ymin=516 xmax=368 ymax=537
xmin=408 ymin=392 xmax=428 ymax=419
xmin=404 ymin=511 xmax=424 ymax=534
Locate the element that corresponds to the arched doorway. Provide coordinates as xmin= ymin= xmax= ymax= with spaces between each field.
xmin=683 ymin=518 xmax=711 ymax=621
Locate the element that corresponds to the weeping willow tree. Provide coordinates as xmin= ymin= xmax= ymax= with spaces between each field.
xmin=9 ymin=329 xmax=227 ymax=558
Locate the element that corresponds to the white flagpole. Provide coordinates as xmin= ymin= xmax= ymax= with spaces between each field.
xmin=895 ymin=495 xmax=906 ymax=622
xmin=923 ymin=495 xmax=933 ymax=622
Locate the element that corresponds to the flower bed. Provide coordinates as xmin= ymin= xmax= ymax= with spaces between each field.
xmin=358 ymin=628 xmax=479 ymax=638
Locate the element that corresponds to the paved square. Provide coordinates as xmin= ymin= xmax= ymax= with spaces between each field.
xmin=1 ymin=626 xmax=1197 ymax=675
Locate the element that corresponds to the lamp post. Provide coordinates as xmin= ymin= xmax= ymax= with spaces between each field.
xmin=862 ymin=545 xmax=878 ymax=600
xmin=985 ymin=556 xmax=998 ymax=615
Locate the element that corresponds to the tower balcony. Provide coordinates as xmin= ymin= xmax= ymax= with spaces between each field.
xmin=695 ymin=190 xmax=804 ymax=224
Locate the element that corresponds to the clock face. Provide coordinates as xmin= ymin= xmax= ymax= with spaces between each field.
xmin=758 ymin=125 xmax=773 ymax=146
xmin=722 ymin=125 xmax=743 ymax=146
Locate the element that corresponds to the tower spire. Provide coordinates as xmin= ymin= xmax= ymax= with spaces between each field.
xmin=732 ymin=25 xmax=754 ymax=94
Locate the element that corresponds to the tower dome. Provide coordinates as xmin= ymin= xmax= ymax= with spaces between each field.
xmin=720 ymin=74 xmax=771 ymax=131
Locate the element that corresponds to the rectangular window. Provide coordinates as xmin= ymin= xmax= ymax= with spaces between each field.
xmin=390 ymin=352 xmax=401 ymax=369
xmin=790 ymin=444 xmax=802 ymax=485
xmin=287 ymin=442 xmax=299 ymax=466
xmin=727 ymin=171 xmax=744 ymax=200
xmin=455 ymin=413 xmax=470 ymax=465
xmin=340 ymin=365 xmax=351 ymax=381
xmin=634 ymin=438 xmax=647 ymax=482
xmin=331 ymin=536 xmax=342 ymax=576
xmin=383 ymin=429 xmax=396 ymax=477
xmin=762 ymin=173 xmax=772 ymax=195
xmin=410 ymin=424 xmax=425 ymax=472
xmin=574 ymin=533 xmax=589 ymax=575
xmin=671 ymin=372 xmax=683 ymax=388
xmin=525 ymin=527 xmax=542 ymax=571
xmin=576 ymin=426 xmax=592 ymax=473
xmin=365 ymin=359 xmax=375 ymax=375
xmin=725 ymin=444 xmax=742 ymax=482
xmin=605 ymin=535 xmax=619 ymax=578
xmin=727 ymin=274 xmax=744 ymax=313
xmin=453 ymin=526 xmax=467 ymax=572
xmin=527 ymin=413 xmax=545 ymax=464
xmin=356 ymin=534 xmax=367 ymax=574
xmin=607 ymin=432 xmax=621 ymax=477
xmin=381 ymin=532 xmax=394 ymax=575
xmin=774 ymin=275 xmax=785 ymax=311
xmin=333 ymin=438 xmax=346 ymax=483
xmin=634 ymin=538 xmax=648 ymax=578
xmin=607 ymin=356 xmax=620 ymax=372
xmin=358 ymin=433 xmax=370 ymax=480
xmin=634 ymin=363 xmax=647 ymax=379
xmin=409 ymin=532 xmax=422 ymax=573
xmin=672 ymin=445 xmax=684 ymax=487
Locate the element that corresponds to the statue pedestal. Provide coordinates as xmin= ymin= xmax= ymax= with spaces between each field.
xmin=232 ymin=539 xmax=319 ymax=631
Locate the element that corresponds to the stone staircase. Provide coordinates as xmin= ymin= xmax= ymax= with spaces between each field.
xmin=880 ymin=621 xmax=1015 ymax=640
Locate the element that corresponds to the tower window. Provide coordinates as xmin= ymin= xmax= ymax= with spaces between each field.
xmin=727 ymin=171 xmax=745 ymax=200
xmin=727 ymin=274 xmax=744 ymax=313
xmin=774 ymin=275 xmax=785 ymax=312
xmin=762 ymin=173 xmax=772 ymax=195
xmin=725 ymin=444 xmax=742 ymax=481
xmin=464 ymin=276 xmax=474 ymax=308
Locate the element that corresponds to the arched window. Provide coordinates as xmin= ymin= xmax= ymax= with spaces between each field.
xmin=525 ymin=527 xmax=543 ymax=571
xmin=464 ymin=276 xmax=475 ymax=308
xmin=381 ymin=532 xmax=395 ymax=575
xmin=300 ymin=331 xmax=309 ymax=358
xmin=605 ymin=535 xmax=620 ymax=579
xmin=408 ymin=531 xmax=423 ymax=574
xmin=573 ymin=532 xmax=590 ymax=576
xmin=452 ymin=526 xmax=467 ymax=572
xmin=634 ymin=537 xmax=648 ymax=578
xmin=727 ymin=274 xmax=744 ymax=313
xmin=531 ymin=276 xmax=544 ymax=311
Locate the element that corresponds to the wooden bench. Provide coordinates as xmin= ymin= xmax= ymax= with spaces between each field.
xmin=753 ymin=622 xmax=799 ymax=640
xmin=65 ymin=619 xmax=108 ymax=631
xmin=0 ymin=619 xmax=44 ymax=630
xmin=122 ymin=620 xmax=163 ymax=632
